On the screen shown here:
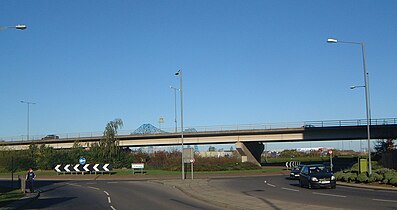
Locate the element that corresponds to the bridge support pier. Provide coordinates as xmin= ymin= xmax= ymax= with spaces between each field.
xmin=235 ymin=142 xmax=264 ymax=166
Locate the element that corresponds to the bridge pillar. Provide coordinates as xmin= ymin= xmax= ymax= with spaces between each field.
xmin=235 ymin=142 xmax=264 ymax=166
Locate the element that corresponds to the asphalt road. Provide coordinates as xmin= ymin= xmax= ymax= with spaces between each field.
xmin=209 ymin=175 xmax=397 ymax=210
xmin=27 ymin=180 xmax=224 ymax=210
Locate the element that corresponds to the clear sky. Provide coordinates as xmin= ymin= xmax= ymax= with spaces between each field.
xmin=1 ymin=1 xmax=396 ymax=150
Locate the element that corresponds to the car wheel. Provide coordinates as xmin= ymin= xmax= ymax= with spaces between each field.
xmin=331 ymin=185 xmax=336 ymax=189
xmin=299 ymin=180 xmax=303 ymax=187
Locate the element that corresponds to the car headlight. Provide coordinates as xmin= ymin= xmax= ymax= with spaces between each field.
xmin=311 ymin=177 xmax=318 ymax=182
xmin=331 ymin=175 xmax=336 ymax=180
xmin=290 ymin=173 xmax=294 ymax=175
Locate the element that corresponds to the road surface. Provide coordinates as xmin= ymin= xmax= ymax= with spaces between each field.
xmin=210 ymin=175 xmax=397 ymax=209
xmin=27 ymin=180 xmax=224 ymax=210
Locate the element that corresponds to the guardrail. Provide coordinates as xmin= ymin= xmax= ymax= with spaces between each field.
xmin=304 ymin=118 xmax=397 ymax=127
xmin=1 ymin=118 xmax=396 ymax=142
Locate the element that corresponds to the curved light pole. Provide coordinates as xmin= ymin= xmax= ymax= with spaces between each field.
xmin=20 ymin=100 xmax=36 ymax=141
xmin=170 ymin=86 xmax=180 ymax=133
xmin=175 ymin=69 xmax=184 ymax=180
xmin=0 ymin=24 xmax=27 ymax=31
xmin=327 ymin=38 xmax=372 ymax=175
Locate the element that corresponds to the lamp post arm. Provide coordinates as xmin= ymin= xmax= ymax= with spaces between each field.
xmin=337 ymin=40 xmax=362 ymax=45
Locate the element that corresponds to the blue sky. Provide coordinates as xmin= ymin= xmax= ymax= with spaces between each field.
xmin=1 ymin=1 xmax=396 ymax=150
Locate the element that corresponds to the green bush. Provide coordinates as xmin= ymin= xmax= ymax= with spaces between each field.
xmin=368 ymin=173 xmax=383 ymax=183
xmin=389 ymin=178 xmax=397 ymax=186
xmin=374 ymin=168 xmax=395 ymax=176
xmin=350 ymin=163 xmax=359 ymax=172
xmin=334 ymin=171 xmax=344 ymax=181
xmin=371 ymin=161 xmax=383 ymax=170
xmin=383 ymin=171 xmax=397 ymax=184
xmin=341 ymin=172 xmax=357 ymax=182
xmin=356 ymin=173 xmax=369 ymax=183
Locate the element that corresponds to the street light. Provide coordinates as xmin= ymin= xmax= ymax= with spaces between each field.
xmin=20 ymin=100 xmax=36 ymax=141
xmin=0 ymin=24 xmax=27 ymax=31
xmin=170 ymin=86 xmax=180 ymax=133
xmin=175 ymin=69 xmax=185 ymax=180
xmin=327 ymin=38 xmax=372 ymax=175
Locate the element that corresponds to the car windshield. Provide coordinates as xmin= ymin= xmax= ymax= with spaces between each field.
xmin=309 ymin=166 xmax=329 ymax=174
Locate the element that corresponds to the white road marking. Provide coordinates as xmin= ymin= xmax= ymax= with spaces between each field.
xmin=88 ymin=186 xmax=100 ymax=190
xmin=373 ymin=199 xmax=397 ymax=203
xmin=266 ymin=183 xmax=276 ymax=187
xmin=108 ymin=197 xmax=112 ymax=203
xmin=312 ymin=192 xmax=346 ymax=198
xmin=281 ymin=187 xmax=299 ymax=192
xmin=110 ymin=206 xmax=116 ymax=210
xmin=104 ymin=191 xmax=110 ymax=196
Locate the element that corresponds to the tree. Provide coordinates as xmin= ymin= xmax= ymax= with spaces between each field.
xmin=375 ymin=139 xmax=395 ymax=153
xmin=91 ymin=118 xmax=123 ymax=163
xmin=374 ymin=138 xmax=396 ymax=160
xmin=208 ymin=146 xmax=216 ymax=152
xmin=35 ymin=144 xmax=57 ymax=170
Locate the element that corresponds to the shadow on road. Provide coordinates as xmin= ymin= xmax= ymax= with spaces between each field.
xmin=24 ymin=197 xmax=76 ymax=209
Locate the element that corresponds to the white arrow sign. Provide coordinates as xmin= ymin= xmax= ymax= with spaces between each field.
xmin=103 ymin=164 xmax=110 ymax=171
xmin=74 ymin=164 xmax=80 ymax=172
xmin=65 ymin=164 xmax=71 ymax=172
xmin=55 ymin=165 xmax=62 ymax=172
xmin=93 ymin=164 xmax=100 ymax=172
xmin=83 ymin=164 xmax=90 ymax=172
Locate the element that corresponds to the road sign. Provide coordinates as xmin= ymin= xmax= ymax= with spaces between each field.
xmin=83 ymin=164 xmax=90 ymax=172
xmin=183 ymin=148 xmax=194 ymax=163
xmin=285 ymin=161 xmax=301 ymax=169
xmin=132 ymin=163 xmax=145 ymax=169
xmin=329 ymin=150 xmax=333 ymax=154
xmin=53 ymin=163 xmax=112 ymax=174
xmin=54 ymin=164 xmax=62 ymax=172
xmin=79 ymin=157 xmax=86 ymax=165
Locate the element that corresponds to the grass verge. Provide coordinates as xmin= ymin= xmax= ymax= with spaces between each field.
xmin=0 ymin=167 xmax=284 ymax=177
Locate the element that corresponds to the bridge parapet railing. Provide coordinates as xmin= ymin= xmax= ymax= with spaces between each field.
xmin=304 ymin=118 xmax=397 ymax=128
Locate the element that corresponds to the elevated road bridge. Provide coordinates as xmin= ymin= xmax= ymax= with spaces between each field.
xmin=1 ymin=118 xmax=396 ymax=165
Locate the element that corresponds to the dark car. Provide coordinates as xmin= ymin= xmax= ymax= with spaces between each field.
xmin=299 ymin=164 xmax=336 ymax=189
xmin=289 ymin=165 xmax=303 ymax=179
xmin=41 ymin=135 xmax=59 ymax=140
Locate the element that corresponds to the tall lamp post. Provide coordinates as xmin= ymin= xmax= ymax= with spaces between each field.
xmin=327 ymin=38 xmax=372 ymax=175
xmin=21 ymin=100 xmax=36 ymax=141
xmin=170 ymin=86 xmax=180 ymax=133
xmin=0 ymin=24 xmax=27 ymax=31
xmin=175 ymin=69 xmax=185 ymax=180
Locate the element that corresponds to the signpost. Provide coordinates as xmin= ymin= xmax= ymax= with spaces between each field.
xmin=359 ymin=158 xmax=368 ymax=173
xmin=131 ymin=163 xmax=145 ymax=174
xmin=329 ymin=150 xmax=333 ymax=172
xmin=79 ymin=157 xmax=86 ymax=165
xmin=183 ymin=148 xmax=194 ymax=179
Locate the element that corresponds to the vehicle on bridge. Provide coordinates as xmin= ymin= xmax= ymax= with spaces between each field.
xmin=41 ymin=134 xmax=59 ymax=140
xmin=299 ymin=164 xmax=336 ymax=189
